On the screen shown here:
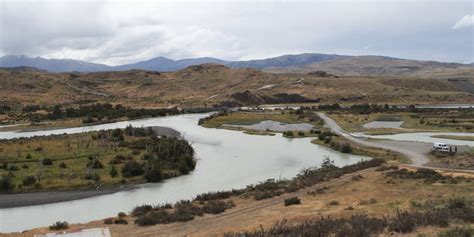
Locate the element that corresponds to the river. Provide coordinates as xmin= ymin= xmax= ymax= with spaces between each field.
xmin=0 ymin=113 xmax=369 ymax=233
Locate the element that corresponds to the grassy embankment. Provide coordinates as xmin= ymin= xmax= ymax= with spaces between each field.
xmin=327 ymin=109 xmax=474 ymax=135
xmin=0 ymin=126 xmax=195 ymax=192
xmin=311 ymin=133 xmax=409 ymax=163
xmin=200 ymin=110 xmax=323 ymax=136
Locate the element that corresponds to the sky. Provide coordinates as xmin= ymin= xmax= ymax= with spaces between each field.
xmin=0 ymin=0 xmax=473 ymax=65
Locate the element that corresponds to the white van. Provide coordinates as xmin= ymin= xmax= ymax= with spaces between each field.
xmin=432 ymin=143 xmax=450 ymax=152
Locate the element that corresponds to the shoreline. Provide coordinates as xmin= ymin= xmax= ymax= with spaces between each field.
xmin=0 ymin=184 xmax=139 ymax=209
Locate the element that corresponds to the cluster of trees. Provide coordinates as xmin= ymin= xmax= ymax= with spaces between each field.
xmin=198 ymin=110 xmax=228 ymax=125
xmin=0 ymin=126 xmax=196 ymax=193
xmin=330 ymin=142 xmax=353 ymax=153
xmin=133 ymin=200 xmax=234 ymax=226
xmin=20 ymin=103 xmax=181 ymax=123
xmin=112 ymin=126 xmax=196 ymax=182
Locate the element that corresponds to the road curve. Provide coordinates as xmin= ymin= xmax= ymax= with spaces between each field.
xmin=317 ymin=112 xmax=430 ymax=167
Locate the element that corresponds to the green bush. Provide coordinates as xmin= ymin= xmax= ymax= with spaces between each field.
xmin=41 ymin=158 xmax=53 ymax=166
xmin=49 ymin=221 xmax=69 ymax=230
xmin=145 ymin=165 xmax=163 ymax=182
xmin=340 ymin=143 xmax=353 ymax=153
xmin=121 ymin=161 xmax=145 ymax=177
xmin=22 ymin=176 xmax=37 ymax=186
xmin=0 ymin=175 xmax=14 ymax=192
xmin=438 ymin=226 xmax=473 ymax=237
xmin=109 ymin=166 xmax=118 ymax=178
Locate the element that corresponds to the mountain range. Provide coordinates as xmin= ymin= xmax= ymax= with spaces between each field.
xmin=0 ymin=54 xmax=472 ymax=78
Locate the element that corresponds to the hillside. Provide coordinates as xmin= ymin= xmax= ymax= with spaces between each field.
xmin=1 ymin=54 xmax=472 ymax=78
xmin=0 ymin=64 xmax=473 ymax=111
xmin=266 ymin=56 xmax=474 ymax=78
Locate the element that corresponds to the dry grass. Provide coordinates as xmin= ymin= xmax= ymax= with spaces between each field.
xmin=11 ymin=166 xmax=474 ymax=237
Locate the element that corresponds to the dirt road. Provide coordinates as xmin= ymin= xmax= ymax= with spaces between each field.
xmin=317 ymin=112 xmax=474 ymax=173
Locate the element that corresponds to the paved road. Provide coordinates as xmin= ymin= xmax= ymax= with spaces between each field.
xmin=318 ymin=112 xmax=474 ymax=174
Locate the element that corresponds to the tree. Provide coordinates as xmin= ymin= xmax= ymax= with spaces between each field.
xmin=110 ymin=166 xmax=118 ymax=178
xmin=145 ymin=165 xmax=162 ymax=182
xmin=22 ymin=176 xmax=37 ymax=186
xmin=321 ymin=157 xmax=336 ymax=169
xmin=0 ymin=175 xmax=14 ymax=192
xmin=122 ymin=161 xmax=145 ymax=177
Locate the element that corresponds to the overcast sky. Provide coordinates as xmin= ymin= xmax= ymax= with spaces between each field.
xmin=0 ymin=0 xmax=472 ymax=65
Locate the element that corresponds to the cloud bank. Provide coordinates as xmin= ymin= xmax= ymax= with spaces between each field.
xmin=0 ymin=0 xmax=472 ymax=64
xmin=453 ymin=15 xmax=474 ymax=29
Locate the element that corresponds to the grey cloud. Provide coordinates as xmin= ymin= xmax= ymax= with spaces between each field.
xmin=0 ymin=0 xmax=472 ymax=64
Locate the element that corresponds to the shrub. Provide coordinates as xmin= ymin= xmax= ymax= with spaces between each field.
xmin=340 ymin=143 xmax=353 ymax=153
xmin=109 ymin=166 xmax=118 ymax=178
xmin=328 ymin=200 xmax=339 ymax=205
xmin=0 ymin=175 xmax=14 ymax=192
xmin=122 ymin=160 xmax=145 ymax=177
xmin=59 ymin=162 xmax=67 ymax=169
xmin=438 ymin=226 xmax=473 ymax=237
xmin=25 ymin=154 xmax=32 ymax=159
xmin=49 ymin=221 xmax=69 ymax=230
xmin=132 ymin=204 xmax=154 ymax=217
xmin=86 ymin=157 xmax=103 ymax=169
xmin=41 ymin=158 xmax=53 ymax=166
xmin=22 ymin=176 xmax=37 ymax=186
xmin=145 ymin=165 xmax=163 ymax=182
xmin=114 ymin=212 xmax=128 ymax=224
xmin=284 ymin=197 xmax=301 ymax=206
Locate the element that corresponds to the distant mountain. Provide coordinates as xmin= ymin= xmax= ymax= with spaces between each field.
xmin=265 ymin=55 xmax=474 ymax=78
xmin=116 ymin=57 xmax=226 ymax=71
xmin=1 ymin=54 xmax=472 ymax=78
xmin=227 ymin=53 xmax=345 ymax=69
xmin=0 ymin=53 xmax=345 ymax=73
xmin=0 ymin=55 xmax=112 ymax=72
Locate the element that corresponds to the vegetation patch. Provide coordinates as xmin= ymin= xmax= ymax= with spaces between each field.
xmin=385 ymin=168 xmax=472 ymax=184
xmin=0 ymin=125 xmax=195 ymax=192
xmin=225 ymin=197 xmax=474 ymax=236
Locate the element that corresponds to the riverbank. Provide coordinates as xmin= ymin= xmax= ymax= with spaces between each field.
xmin=0 ymin=184 xmax=137 ymax=208
xmin=12 ymin=164 xmax=474 ymax=237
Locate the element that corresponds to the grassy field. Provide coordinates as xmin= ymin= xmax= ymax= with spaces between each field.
xmin=327 ymin=110 xmax=474 ymax=134
xmin=0 ymin=127 xmax=195 ymax=192
xmin=200 ymin=110 xmax=323 ymax=129
xmin=428 ymin=149 xmax=474 ymax=170
xmin=311 ymin=134 xmax=409 ymax=163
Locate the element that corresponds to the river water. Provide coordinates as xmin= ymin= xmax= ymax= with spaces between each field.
xmin=361 ymin=132 xmax=474 ymax=147
xmin=0 ymin=113 xmax=369 ymax=233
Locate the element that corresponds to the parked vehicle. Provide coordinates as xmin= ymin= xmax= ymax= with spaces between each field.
xmin=432 ymin=143 xmax=450 ymax=152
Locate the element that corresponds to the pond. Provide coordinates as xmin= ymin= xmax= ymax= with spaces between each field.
xmin=0 ymin=113 xmax=369 ymax=233
xmin=223 ymin=120 xmax=314 ymax=132
xmin=362 ymin=121 xmax=404 ymax=129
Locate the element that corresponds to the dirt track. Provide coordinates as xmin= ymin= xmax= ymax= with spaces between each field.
xmin=317 ymin=112 xmax=474 ymax=174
